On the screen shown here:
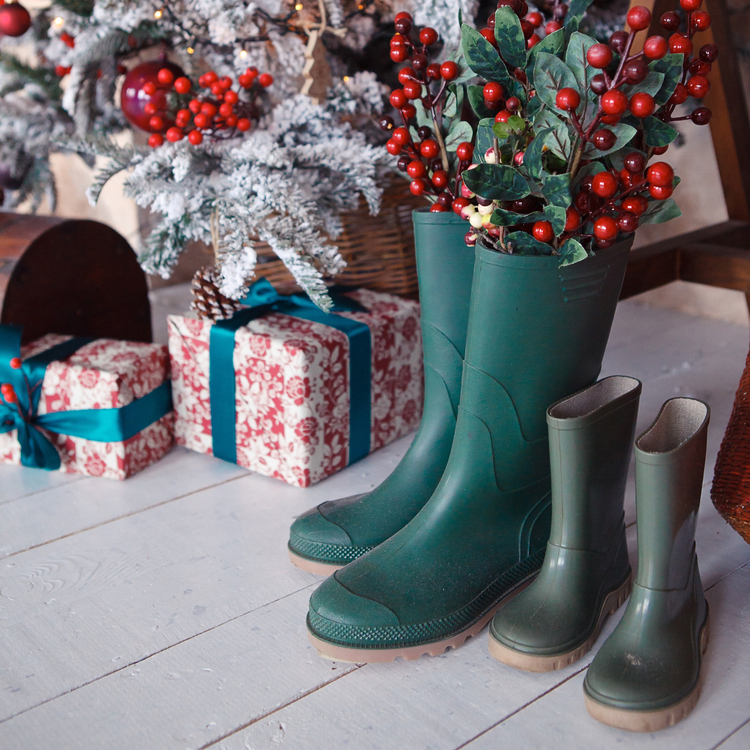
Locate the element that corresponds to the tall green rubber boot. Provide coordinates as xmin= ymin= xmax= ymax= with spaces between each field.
xmin=288 ymin=211 xmax=476 ymax=575
xmin=488 ymin=376 xmax=641 ymax=672
xmin=306 ymin=239 xmax=632 ymax=662
xmin=584 ymin=397 xmax=710 ymax=733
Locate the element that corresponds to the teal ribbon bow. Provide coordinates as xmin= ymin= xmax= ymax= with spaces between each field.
xmin=209 ymin=278 xmax=372 ymax=467
xmin=0 ymin=325 xmax=173 ymax=471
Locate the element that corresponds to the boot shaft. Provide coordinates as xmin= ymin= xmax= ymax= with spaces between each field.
xmin=634 ymin=398 xmax=710 ymax=590
xmin=547 ymin=376 xmax=641 ymax=552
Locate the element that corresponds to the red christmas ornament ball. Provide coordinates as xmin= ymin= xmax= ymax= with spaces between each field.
xmin=0 ymin=2 xmax=32 ymax=37
xmin=120 ymin=60 xmax=185 ymax=133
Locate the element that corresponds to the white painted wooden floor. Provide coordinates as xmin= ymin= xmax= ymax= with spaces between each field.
xmin=2 ymin=295 xmax=750 ymax=750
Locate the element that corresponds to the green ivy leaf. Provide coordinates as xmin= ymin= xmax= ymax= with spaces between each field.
xmin=468 ymin=84 xmax=498 ymax=118
xmin=544 ymin=204 xmax=567 ymax=235
xmin=565 ymin=32 xmax=597 ymax=104
xmin=566 ymin=0 xmax=595 ymax=26
xmin=505 ymin=231 xmax=554 ymax=255
xmin=639 ymin=197 xmax=682 ymax=225
xmin=583 ymin=122 xmax=637 ymax=157
xmin=462 ymin=162 xmax=531 ymax=200
xmin=527 ymin=28 xmax=565 ymax=72
xmin=461 ymin=24 xmax=510 ymax=83
xmin=541 ymin=172 xmax=573 ymax=208
xmin=444 ymin=84 xmax=465 ymax=119
xmin=558 ymin=238 xmax=589 ymax=266
xmin=533 ymin=53 xmax=579 ymax=113
xmin=475 ymin=117 xmax=495 ymax=160
xmin=507 ymin=115 xmax=527 ymax=132
xmin=534 ymin=110 xmax=572 ymax=160
xmin=523 ymin=127 xmax=551 ymax=180
xmin=643 ymin=116 xmax=679 ymax=147
xmin=526 ymin=93 xmax=543 ymax=117
xmin=651 ymin=53 xmax=684 ymax=106
xmin=490 ymin=207 xmax=546 ymax=226
xmin=626 ymin=71 xmax=665 ymax=98
xmin=494 ymin=6 xmax=527 ymax=70
xmin=444 ymin=120 xmax=474 ymax=151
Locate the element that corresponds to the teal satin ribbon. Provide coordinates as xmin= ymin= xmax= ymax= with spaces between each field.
xmin=209 ymin=279 xmax=372 ymax=467
xmin=0 ymin=325 xmax=173 ymax=471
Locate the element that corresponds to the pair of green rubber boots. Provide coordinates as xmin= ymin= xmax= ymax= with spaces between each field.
xmin=489 ymin=377 xmax=710 ymax=733
xmin=287 ymin=211 xmax=709 ymax=731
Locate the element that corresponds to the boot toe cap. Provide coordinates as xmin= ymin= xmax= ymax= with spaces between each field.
xmin=308 ymin=575 xmax=401 ymax=642
xmin=291 ymin=504 xmax=354 ymax=546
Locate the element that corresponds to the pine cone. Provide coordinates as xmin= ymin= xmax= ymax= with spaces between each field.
xmin=190 ymin=266 xmax=242 ymax=322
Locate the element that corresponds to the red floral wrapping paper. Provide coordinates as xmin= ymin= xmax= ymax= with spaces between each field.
xmin=0 ymin=335 xmax=174 ymax=479
xmin=168 ymin=289 xmax=424 ymax=488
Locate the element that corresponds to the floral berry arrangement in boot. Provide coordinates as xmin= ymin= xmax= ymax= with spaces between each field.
xmin=378 ymin=11 xmax=476 ymax=214
xmin=459 ymin=0 xmax=716 ymax=265
xmin=136 ymin=66 xmax=274 ymax=149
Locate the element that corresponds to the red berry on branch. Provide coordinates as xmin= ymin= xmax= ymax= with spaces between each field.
xmin=609 ymin=31 xmax=629 ymax=54
xmin=188 ymin=99 xmax=202 ymax=114
xmin=219 ymin=102 xmax=234 ymax=117
xmin=440 ymin=61 xmax=459 ymax=80
xmin=556 ymin=87 xmax=581 ymax=111
xmin=401 ymin=104 xmax=417 ymax=120
xmin=619 ymin=168 xmax=639 ymax=188
xmin=225 ymin=115 xmax=238 ymax=128
xmin=644 ymin=36 xmax=668 ymax=60
xmin=700 ymin=44 xmax=719 ymax=63
xmin=660 ymin=11 xmax=681 ymax=30
xmin=527 ymin=34 xmax=541 ymax=49
xmin=432 ymin=170 xmax=449 ymax=189
xmin=452 ymin=197 xmax=470 ymax=215
xmin=148 ymin=115 xmax=165 ymax=131
xmin=680 ymin=0 xmax=702 ymax=10
xmin=687 ymin=75 xmax=710 ymax=99
xmin=526 ymin=12 xmax=543 ymax=27
xmin=521 ymin=20 xmax=535 ymax=40
xmin=627 ymin=6 xmax=652 ymax=31
xmin=646 ymin=161 xmax=674 ymax=187
xmin=624 ymin=152 xmax=647 ymax=174
xmin=431 ymin=203 xmax=449 ymax=212
xmin=420 ymin=27 xmax=439 ymax=46
xmin=148 ymin=133 xmax=164 ymax=148
xmin=618 ymin=212 xmax=639 ymax=233
xmin=407 ymin=160 xmax=426 ymax=178
xmin=201 ymin=102 xmax=218 ymax=117
xmin=495 ymin=110 xmax=511 ymax=122
xmin=410 ymin=178 xmax=426 ymax=196
xmin=403 ymin=81 xmax=422 ymax=99
xmin=211 ymin=82 xmax=224 ymax=96
xmin=456 ymin=142 xmax=474 ymax=161
xmin=390 ymin=89 xmax=407 ymax=108
xmin=391 ymin=48 xmax=408 ymax=62
xmin=669 ymin=83 xmax=688 ymax=105
xmin=60 ymin=32 xmax=75 ymax=48
xmin=601 ymin=113 xmax=621 ymax=125
xmin=590 ymin=74 xmax=608 ymax=96
xmin=532 ymin=221 xmax=554 ymax=243
xmin=188 ymin=130 xmax=203 ymax=145
xmin=630 ymin=92 xmax=655 ymax=118
xmin=392 ymin=126 xmax=411 ymax=145
xmin=142 ymin=81 xmax=157 ymax=96
xmin=204 ymin=71 xmax=218 ymax=85
xmin=158 ymin=68 xmax=175 ymax=85
xmin=592 ymin=172 xmax=619 ymax=198
xmin=621 ymin=196 xmax=648 ymax=215
xmin=437 ymin=191 xmax=453 ymax=207
xmin=174 ymin=76 xmax=192 ymax=94
xmin=484 ymin=82 xmax=504 ymax=103
xmin=653 ymin=145 xmax=669 ymax=155
xmin=689 ymin=59 xmax=711 ymax=77
xmin=237 ymin=118 xmax=251 ymax=132
xmin=193 ymin=113 xmax=210 ymax=129
xmin=601 ymin=89 xmax=628 ymax=116
xmin=224 ymin=90 xmax=239 ymax=105
xmin=391 ymin=33 xmax=407 ymax=48
xmin=420 ymin=139 xmax=440 ymax=158
xmin=506 ymin=97 xmax=521 ymax=112
xmin=514 ymin=151 xmax=525 ymax=166
xmin=395 ymin=11 xmax=413 ymax=22
xmin=594 ymin=216 xmax=619 ymax=241
xmin=412 ymin=53 xmax=428 ymax=71
xmin=55 ymin=65 xmax=72 ymax=77
xmin=144 ymin=102 xmax=158 ymax=116
xmin=176 ymin=108 xmax=191 ymax=126
xmin=9 ymin=357 xmax=21 ymax=370
xmin=565 ymin=207 xmax=581 ymax=231
xmin=692 ymin=11 xmax=711 ymax=31
xmin=1 ymin=383 xmax=17 ymax=404
xmin=669 ymin=34 xmax=693 ymax=55
xmin=649 ymin=184 xmax=674 ymax=200
xmin=480 ymin=28 xmax=496 ymax=46
xmin=166 ymin=127 xmax=183 ymax=142
xmin=625 ymin=59 xmax=649 ymax=84
xmin=259 ymin=73 xmax=274 ymax=87
xmin=465 ymin=232 xmax=478 ymax=246
xmin=395 ymin=17 xmax=412 ymax=34
xmin=386 ymin=138 xmax=401 ymax=155
xmin=593 ymin=129 xmax=617 ymax=150
xmin=587 ymin=44 xmax=613 ymax=69
xmin=691 ymin=107 xmax=712 ymax=125
xmin=238 ymin=73 xmax=253 ymax=88
xmin=546 ymin=21 xmax=562 ymax=34
xmin=398 ymin=67 xmax=416 ymax=85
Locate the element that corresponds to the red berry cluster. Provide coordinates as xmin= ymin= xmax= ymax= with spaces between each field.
xmin=479 ymin=0 xmax=566 ymax=52
xmin=382 ymin=11 xmax=474 ymax=213
xmin=1 ymin=357 xmax=22 ymax=408
xmin=146 ymin=67 xmax=273 ymax=148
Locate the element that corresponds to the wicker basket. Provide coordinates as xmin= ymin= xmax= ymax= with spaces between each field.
xmin=711 ymin=338 xmax=750 ymax=544
xmin=253 ymin=177 xmax=424 ymax=298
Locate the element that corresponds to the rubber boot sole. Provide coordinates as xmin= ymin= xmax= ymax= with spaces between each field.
xmin=308 ymin=578 xmax=535 ymax=664
xmin=488 ymin=574 xmax=633 ymax=673
xmin=288 ymin=548 xmax=343 ymax=576
xmin=584 ymin=612 xmax=710 ymax=733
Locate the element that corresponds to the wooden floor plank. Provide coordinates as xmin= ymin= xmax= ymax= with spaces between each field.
xmin=0 ymin=448 xmax=248 ymax=558
xmin=460 ymin=563 xmax=750 ymax=750
xmin=714 ymin=717 xmax=750 ymax=749
xmin=0 ymin=437 xmax=413 ymax=723
xmin=0 ymin=468 xmax=83 ymax=506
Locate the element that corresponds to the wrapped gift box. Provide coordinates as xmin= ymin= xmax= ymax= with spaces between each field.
xmin=0 ymin=335 xmax=174 ymax=479
xmin=168 ymin=288 xmax=423 ymax=488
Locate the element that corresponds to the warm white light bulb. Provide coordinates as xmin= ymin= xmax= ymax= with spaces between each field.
xmin=295 ymin=3 xmax=303 ymax=10
xmin=239 ymin=49 xmax=247 ymax=58
xmin=154 ymin=9 xmax=163 ymax=19
xmin=53 ymin=17 xmax=64 ymax=27
xmin=187 ymin=46 xmax=195 ymax=55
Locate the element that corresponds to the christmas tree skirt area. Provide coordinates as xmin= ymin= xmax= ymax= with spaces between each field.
xmin=1 ymin=291 xmax=749 ymax=750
